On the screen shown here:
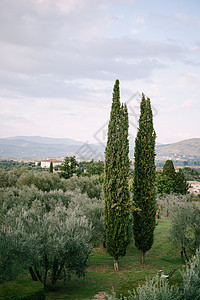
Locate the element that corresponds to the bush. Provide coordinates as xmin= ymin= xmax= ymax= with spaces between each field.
xmin=180 ymin=247 xmax=200 ymax=299
xmin=17 ymin=171 xmax=64 ymax=192
xmin=0 ymin=279 xmax=45 ymax=300
xmin=106 ymin=275 xmax=179 ymax=299
xmin=63 ymin=175 xmax=103 ymax=199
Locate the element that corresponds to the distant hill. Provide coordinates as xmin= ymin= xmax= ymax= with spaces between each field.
xmin=0 ymin=136 xmax=199 ymax=160
xmin=156 ymin=138 xmax=200 ymax=159
xmin=0 ymin=136 xmax=104 ymax=159
xmin=6 ymin=136 xmax=83 ymax=145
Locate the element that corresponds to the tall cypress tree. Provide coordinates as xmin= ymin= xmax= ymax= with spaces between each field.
xmin=133 ymin=94 xmax=156 ymax=264
xmin=49 ymin=161 xmax=53 ymax=173
xmin=104 ymin=79 xmax=130 ymax=271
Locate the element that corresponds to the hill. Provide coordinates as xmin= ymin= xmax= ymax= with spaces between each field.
xmin=156 ymin=138 xmax=200 ymax=159
xmin=0 ymin=136 xmax=104 ymax=159
xmin=0 ymin=136 xmax=199 ymax=160
xmin=6 ymin=136 xmax=83 ymax=145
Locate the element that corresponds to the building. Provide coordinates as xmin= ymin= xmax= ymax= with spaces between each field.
xmin=188 ymin=181 xmax=200 ymax=195
xmin=35 ymin=159 xmax=63 ymax=169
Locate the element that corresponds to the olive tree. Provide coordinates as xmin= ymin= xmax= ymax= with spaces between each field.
xmin=170 ymin=202 xmax=200 ymax=264
xmin=1 ymin=202 xmax=92 ymax=288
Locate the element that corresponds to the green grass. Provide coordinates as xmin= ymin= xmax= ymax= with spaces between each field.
xmin=45 ymin=217 xmax=184 ymax=299
xmin=0 ymin=279 xmax=45 ymax=300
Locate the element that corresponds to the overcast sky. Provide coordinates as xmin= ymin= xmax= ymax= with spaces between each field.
xmin=0 ymin=0 xmax=200 ymax=145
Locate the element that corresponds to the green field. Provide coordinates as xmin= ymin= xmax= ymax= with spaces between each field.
xmin=45 ymin=217 xmax=183 ymax=299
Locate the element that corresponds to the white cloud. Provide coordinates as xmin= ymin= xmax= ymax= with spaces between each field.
xmin=179 ymin=72 xmax=200 ymax=88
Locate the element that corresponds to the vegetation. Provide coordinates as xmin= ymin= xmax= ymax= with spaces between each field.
xmin=170 ymin=201 xmax=200 ymax=264
xmin=1 ymin=172 xmax=200 ymax=298
xmin=77 ymin=160 xmax=104 ymax=177
xmin=0 ymin=169 xmax=104 ymax=288
xmin=0 ymin=279 xmax=45 ymax=300
xmin=156 ymin=161 xmax=189 ymax=195
xmin=107 ymin=247 xmax=200 ymax=299
xmin=174 ymin=169 xmax=189 ymax=195
xmin=60 ymin=156 xmax=77 ymax=179
xmin=1 ymin=84 xmax=200 ymax=298
xmin=182 ymin=167 xmax=200 ymax=181
xmin=49 ymin=161 xmax=53 ymax=173
xmin=163 ymin=160 xmax=176 ymax=180
xmin=133 ymin=94 xmax=156 ymax=264
xmin=104 ymin=79 xmax=130 ymax=270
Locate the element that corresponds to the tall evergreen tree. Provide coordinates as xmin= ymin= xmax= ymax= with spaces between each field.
xmin=104 ymin=79 xmax=130 ymax=271
xmin=174 ymin=169 xmax=189 ymax=195
xmin=163 ymin=160 xmax=176 ymax=180
xmin=133 ymin=94 xmax=156 ymax=264
xmin=49 ymin=161 xmax=53 ymax=173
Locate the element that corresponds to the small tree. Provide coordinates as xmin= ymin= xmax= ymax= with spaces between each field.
xmin=60 ymin=157 xmax=77 ymax=179
xmin=133 ymin=94 xmax=156 ymax=264
xmin=170 ymin=202 xmax=200 ymax=264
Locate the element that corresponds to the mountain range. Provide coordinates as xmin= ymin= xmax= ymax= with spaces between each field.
xmin=0 ymin=136 xmax=199 ymax=160
xmin=0 ymin=136 xmax=104 ymax=159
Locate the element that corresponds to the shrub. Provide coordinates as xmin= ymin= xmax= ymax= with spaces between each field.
xmin=180 ymin=247 xmax=200 ymax=299
xmin=63 ymin=175 xmax=102 ymax=199
xmin=106 ymin=275 xmax=179 ymax=299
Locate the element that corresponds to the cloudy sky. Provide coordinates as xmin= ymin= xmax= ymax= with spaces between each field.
xmin=0 ymin=0 xmax=200 ymax=145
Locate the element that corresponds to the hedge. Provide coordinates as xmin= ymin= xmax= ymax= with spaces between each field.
xmin=0 ymin=279 xmax=45 ymax=300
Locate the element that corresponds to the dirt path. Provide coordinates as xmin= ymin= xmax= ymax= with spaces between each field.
xmin=92 ymin=291 xmax=107 ymax=299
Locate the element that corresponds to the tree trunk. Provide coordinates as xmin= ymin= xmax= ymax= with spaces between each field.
xmin=43 ymin=254 xmax=48 ymax=288
xmin=114 ymin=258 xmax=119 ymax=271
xmin=183 ymin=247 xmax=189 ymax=262
xmin=29 ymin=267 xmax=38 ymax=281
xmin=141 ymin=250 xmax=145 ymax=264
xmin=34 ymin=267 xmax=43 ymax=283
xmin=181 ymin=250 xmax=185 ymax=265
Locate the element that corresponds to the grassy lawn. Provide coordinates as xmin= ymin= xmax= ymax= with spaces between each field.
xmin=45 ymin=217 xmax=184 ymax=299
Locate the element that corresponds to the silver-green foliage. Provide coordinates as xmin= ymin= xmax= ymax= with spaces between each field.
xmin=156 ymin=194 xmax=191 ymax=218
xmin=1 ymin=201 xmax=92 ymax=287
xmin=16 ymin=171 xmax=63 ymax=191
xmin=106 ymin=275 xmax=179 ymax=300
xmin=0 ymin=184 xmax=104 ymax=244
xmin=170 ymin=201 xmax=200 ymax=254
xmin=180 ymin=247 xmax=200 ymax=299
xmin=63 ymin=175 xmax=103 ymax=199
xmin=68 ymin=193 xmax=104 ymax=246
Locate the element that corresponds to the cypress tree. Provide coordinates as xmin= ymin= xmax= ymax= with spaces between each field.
xmin=133 ymin=94 xmax=156 ymax=264
xmin=163 ymin=160 xmax=176 ymax=180
xmin=104 ymin=79 xmax=130 ymax=271
xmin=49 ymin=161 xmax=53 ymax=173
xmin=174 ymin=169 xmax=189 ymax=195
